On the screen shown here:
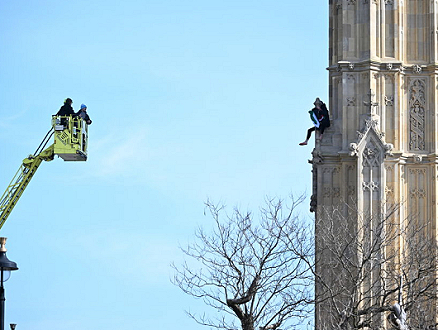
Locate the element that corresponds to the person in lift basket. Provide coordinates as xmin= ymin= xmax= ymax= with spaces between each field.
xmin=56 ymin=98 xmax=75 ymax=116
xmin=77 ymin=104 xmax=92 ymax=125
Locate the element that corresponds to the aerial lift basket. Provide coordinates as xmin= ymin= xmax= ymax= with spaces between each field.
xmin=52 ymin=115 xmax=88 ymax=161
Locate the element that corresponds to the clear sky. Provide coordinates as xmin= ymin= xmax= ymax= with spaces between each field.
xmin=0 ymin=1 xmax=328 ymax=329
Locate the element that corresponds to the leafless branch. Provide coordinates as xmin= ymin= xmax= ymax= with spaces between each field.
xmin=314 ymin=203 xmax=437 ymax=329
xmin=172 ymin=195 xmax=313 ymax=330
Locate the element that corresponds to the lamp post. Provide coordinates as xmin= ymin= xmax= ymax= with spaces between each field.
xmin=0 ymin=238 xmax=18 ymax=330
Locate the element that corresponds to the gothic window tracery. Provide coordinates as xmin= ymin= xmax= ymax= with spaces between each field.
xmin=363 ymin=146 xmax=381 ymax=167
xmin=361 ymin=141 xmax=383 ymax=197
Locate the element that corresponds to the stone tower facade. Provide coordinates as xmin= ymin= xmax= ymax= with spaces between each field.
xmin=313 ymin=0 xmax=438 ymax=328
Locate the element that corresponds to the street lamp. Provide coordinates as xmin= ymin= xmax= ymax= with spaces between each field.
xmin=0 ymin=238 xmax=18 ymax=330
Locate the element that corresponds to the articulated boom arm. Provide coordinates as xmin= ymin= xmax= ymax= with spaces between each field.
xmin=0 ymin=144 xmax=54 ymax=229
xmin=0 ymin=114 xmax=89 ymax=230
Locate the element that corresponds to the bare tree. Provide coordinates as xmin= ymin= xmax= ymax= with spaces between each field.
xmin=172 ymin=196 xmax=314 ymax=330
xmin=314 ymin=204 xmax=437 ymax=330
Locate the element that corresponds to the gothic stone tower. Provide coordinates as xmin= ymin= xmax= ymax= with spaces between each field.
xmin=313 ymin=0 xmax=438 ymax=328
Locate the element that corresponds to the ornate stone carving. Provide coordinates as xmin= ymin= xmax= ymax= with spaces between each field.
xmin=385 ymin=185 xmax=394 ymax=196
xmin=363 ymin=146 xmax=381 ymax=167
xmin=409 ymin=79 xmax=426 ymax=151
xmin=363 ymin=181 xmax=380 ymax=191
xmin=364 ymin=89 xmax=379 ymax=115
xmin=349 ymin=143 xmax=360 ymax=157
xmin=384 ymin=143 xmax=394 ymax=156
xmin=409 ymin=168 xmax=427 ymax=202
xmin=312 ymin=150 xmax=324 ymax=163
xmin=412 ymin=65 xmax=422 ymax=74
xmin=414 ymin=155 xmax=423 ymax=163
xmin=347 ymin=97 xmax=356 ymax=106
xmin=385 ymin=95 xmax=394 ymax=106
xmin=310 ymin=194 xmax=317 ymax=213
xmin=365 ymin=118 xmax=379 ymax=130
xmin=386 ymin=63 xmax=393 ymax=70
xmin=385 ymin=95 xmax=394 ymax=107
xmin=409 ymin=168 xmax=426 ymax=175
xmin=410 ymin=188 xmax=426 ymax=199
xmin=349 ymin=118 xmax=392 ymax=157
xmin=349 ymin=63 xmax=355 ymax=70
xmin=320 ymin=167 xmax=341 ymax=199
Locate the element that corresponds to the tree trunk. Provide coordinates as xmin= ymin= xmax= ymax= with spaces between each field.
xmin=241 ymin=315 xmax=254 ymax=330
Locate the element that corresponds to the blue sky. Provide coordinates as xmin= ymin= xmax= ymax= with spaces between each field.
xmin=0 ymin=1 xmax=328 ymax=329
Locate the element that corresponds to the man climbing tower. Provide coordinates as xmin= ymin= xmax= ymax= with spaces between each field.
xmin=299 ymin=97 xmax=330 ymax=146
